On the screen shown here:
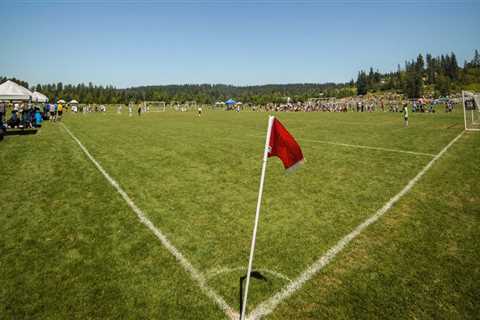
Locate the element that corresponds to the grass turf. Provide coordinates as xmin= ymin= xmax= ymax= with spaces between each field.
xmin=1 ymin=108 xmax=478 ymax=319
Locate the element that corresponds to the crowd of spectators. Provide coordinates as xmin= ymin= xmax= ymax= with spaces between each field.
xmin=245 ymin=95 xmax=458 ymax=114
xmin=0 ymin=101 xmax=44 ymax=129
xmin=0 ymin=101 xmax=70 ymax=129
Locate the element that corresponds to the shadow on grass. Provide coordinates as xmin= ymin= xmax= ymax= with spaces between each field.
xmin=4 ymin=128 xmax=39 ymax=136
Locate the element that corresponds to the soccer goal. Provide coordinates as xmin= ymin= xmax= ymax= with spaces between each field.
xmin=463 ymin=91 xmax=480 ymax=131
xmin=145 ymin=101 xmax=166 ymax=112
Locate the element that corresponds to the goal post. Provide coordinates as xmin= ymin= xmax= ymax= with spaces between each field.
xmin=463 ymin=91 xmax=480 ymax=131
xmin=144 ymin=101 xmax=166 ymax=112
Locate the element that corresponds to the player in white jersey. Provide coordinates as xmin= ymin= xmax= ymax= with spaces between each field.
xmin=403 ymin=104 xmax=409 ymax=127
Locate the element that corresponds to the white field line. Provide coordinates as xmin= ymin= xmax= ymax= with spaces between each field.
xmin=205 ymin=266 xmax=292 ymax=282
xmin=61 ymin=123 xmax=237 ymax=320
xmin=247 ymin=134 xmax=435 ymax=157
xmin=248 ymin=130 xmax=465 ymax=320
xmin=298 ymin=138 xmax=435 ymax=157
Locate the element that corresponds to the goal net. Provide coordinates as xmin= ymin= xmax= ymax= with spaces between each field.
xmin=463 ymin=91 xmax=480 ymax=131
xmin=145 ymin=101 xmax=166 ymax=112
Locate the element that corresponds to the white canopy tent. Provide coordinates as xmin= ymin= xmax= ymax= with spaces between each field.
xmin=69 ymin=99 xmax=79 ymax=104
xmin=58 ymin=99 xmax=66 ymax=104
xmin=0 ymin=80 xmax=32 ymax=101
xmin=32 ymin=91 xmax=49 ymax=103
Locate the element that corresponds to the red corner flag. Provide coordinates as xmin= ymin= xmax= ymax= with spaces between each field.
xmin=241 ymin=116 xmax=304 ymax=320
xmin=268 ymin=118 xmax=304 ymax=170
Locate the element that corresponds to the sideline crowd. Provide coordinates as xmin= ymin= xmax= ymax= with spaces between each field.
xmin=251 ymin=96 xmax=456 ymax=113
xmin=0 ymin=101 xmax=66 ymax=129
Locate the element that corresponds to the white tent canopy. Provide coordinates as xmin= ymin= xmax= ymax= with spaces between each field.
xmin=32 ymin=91 xmax=49 ymax=103
xmin=0 ymin=80 xmax=33 ymax=101
xmin=69 ymin=99 xmax=79 ymax=104
xmin=58 ymin=99 xmax=66 ymax=104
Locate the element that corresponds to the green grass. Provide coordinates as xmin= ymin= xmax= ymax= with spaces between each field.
xmin=1 ymin=109 xmax=478 ymax=319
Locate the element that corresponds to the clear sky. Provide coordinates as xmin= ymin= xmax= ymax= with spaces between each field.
xmin=1 ymin=0 xmax=479 ymax=88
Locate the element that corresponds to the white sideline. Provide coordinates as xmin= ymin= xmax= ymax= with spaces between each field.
xmin=61 ymin=123 xmax=236 ymax=320
xmin=248 ymin=130 xmax=465 ymax=320
xmin=300 ymin=138 xmax=436 ymax=157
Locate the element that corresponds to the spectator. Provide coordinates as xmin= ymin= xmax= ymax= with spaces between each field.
xmin=34 ymin=108 xmax=43 ymax=127
xmin=0 ymin=101 xmax=5 ymax=124
xmin=57 ymin=103 xmax=63 ymax=121
xmin=49 ymin=103 xmax=56 ymax=122
xmin=7 ymin=109 xmax=19 ymax=128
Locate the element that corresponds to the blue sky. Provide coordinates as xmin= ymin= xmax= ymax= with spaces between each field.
xmin=0 ymin=0 xmax=479 ymax=87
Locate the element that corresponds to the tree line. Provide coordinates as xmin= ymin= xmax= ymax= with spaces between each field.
xmin=2 ymin=49 xmax=479 ymax=104
xmin=356 ymin=49 xmax=480 ymax=98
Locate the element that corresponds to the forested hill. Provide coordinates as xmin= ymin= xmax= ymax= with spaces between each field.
xmin=2 ymin=49 xmax=479 ymax=104
xmin=129 ymin=83 xmax=347 ymax=104
xmin=356 ymin=49 xmax=480 ymax=98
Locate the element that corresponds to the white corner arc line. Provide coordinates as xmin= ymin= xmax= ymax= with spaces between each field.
xmin=248 ymin=130 xmax=464 ymax=320
xmin=61 ymin=123 xmax=236 ymax=320
xmin=300 ymin=138 xmax=436 ymax=157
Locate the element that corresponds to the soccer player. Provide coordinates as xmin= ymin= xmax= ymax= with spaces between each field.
xmin=403 ymin=103 xmax=409 ymax=127
xmin=198 ymin=106 xmax=202 ymax=117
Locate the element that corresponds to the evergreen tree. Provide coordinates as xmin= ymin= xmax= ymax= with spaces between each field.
xmin=356 ymin=71 xmax=368 ymax=95
xmin=473 ymin=49 xmax=480 ymax=67
xmin=416 ymin=54 xmax=425 ymax=73
xmin=449 ymin=52 xmax=459 ymax=80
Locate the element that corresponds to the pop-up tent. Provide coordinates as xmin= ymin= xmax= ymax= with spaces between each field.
xmin=58 ymin=99 xmax=66 ymax=104
xmin=32 ymin=91 xmax=49 ymax=103
xmin=225 ymin=98 xmax=237 ymax=105
xmin=0 ymin=80 xmax=32 ymax=101
xmin=69 ymin=99 xmax=79 ymax=104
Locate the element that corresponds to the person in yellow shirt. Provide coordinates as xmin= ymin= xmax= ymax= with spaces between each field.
xmin=57 ymin=103 xmax=63 ymax=121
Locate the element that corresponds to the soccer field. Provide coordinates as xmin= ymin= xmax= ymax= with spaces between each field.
xmin=1 ymin=109 xmax=479 ymax=319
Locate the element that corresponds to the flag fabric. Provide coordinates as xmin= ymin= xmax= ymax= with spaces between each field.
xmin=268 ymin=118 xmax=304 ymax=170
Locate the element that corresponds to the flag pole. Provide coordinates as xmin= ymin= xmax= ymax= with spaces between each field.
xmin=240 ymin=115 xmax=275 ymax=320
